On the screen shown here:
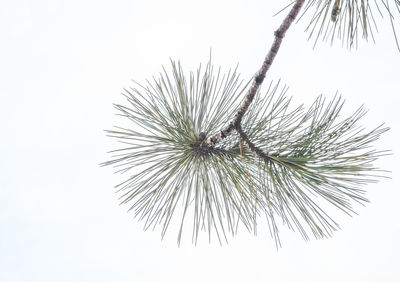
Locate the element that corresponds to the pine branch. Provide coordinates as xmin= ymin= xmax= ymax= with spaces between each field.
xmin=102 ymin=0 xmax=391 ymax=246
xmin=205 ymin=0 xmax=306 ymax=147
xmin=103 ymin=64 xmax=389 ymax=245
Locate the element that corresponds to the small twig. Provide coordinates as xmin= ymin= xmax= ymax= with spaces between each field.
xmin=235 ymin=125 xmax=271 ymax=163
xmin=203 ymin=0 xmax=305 ymax=147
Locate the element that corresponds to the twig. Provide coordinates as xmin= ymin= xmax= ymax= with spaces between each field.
xmin=204 ymin=0 xmax=305 ymax=147
xmin=235 ymin=124 xmax=271 ymax=163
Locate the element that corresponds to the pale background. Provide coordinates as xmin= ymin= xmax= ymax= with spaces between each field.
xmin=1 ymin=1 xmax=399 ymax=281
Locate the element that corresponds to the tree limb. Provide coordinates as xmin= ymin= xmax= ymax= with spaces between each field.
xmin=204 ymin=0 xmax=305 ymax=147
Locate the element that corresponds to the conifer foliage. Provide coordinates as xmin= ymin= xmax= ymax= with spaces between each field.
xmin=103 ymin=0 xmax=395 ymax=245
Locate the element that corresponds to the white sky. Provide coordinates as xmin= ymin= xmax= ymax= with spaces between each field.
xmin=1 ymin=1 xmax=399 ymax=281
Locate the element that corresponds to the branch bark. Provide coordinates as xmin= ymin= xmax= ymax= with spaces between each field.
xmin=203 ymin=0 xmax=305 ymax=147
xmin=235 ymin=125 xmax=271 ymax=162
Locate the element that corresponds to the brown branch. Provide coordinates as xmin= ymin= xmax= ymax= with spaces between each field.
xmin=235 ymin=125 xmax=271 ymax=163
xmin=203 ymin=0 xmax=305 ymax=147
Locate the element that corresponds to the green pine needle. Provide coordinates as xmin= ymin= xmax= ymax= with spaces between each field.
xmin=296 ymin=0 xmax=400 ymax=50
xmin=102 ymin=59 xmax=389 ymax=246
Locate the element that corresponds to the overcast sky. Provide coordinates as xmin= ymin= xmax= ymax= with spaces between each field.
xmin=1 ymin=1 xmax=400 ymax=282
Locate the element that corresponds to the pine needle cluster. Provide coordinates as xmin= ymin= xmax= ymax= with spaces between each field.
xmin=298 ymin=0 xmax=400 ymax=50
xmin=103 ymin=59 xmax=389 ymax=245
